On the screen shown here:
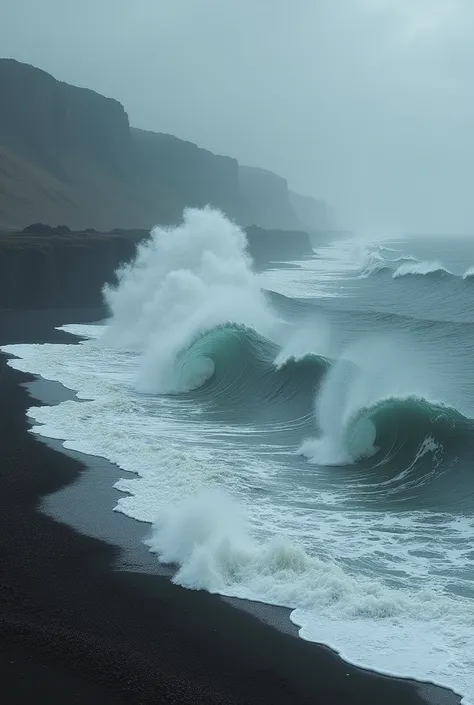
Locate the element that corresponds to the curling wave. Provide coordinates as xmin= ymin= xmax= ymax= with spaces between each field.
xmin=173 ymin=324 xmax=330 ymax=431
xmin=102 ymin=207 xmax=277 ymax=394
xmin=300 ymin=338 xmax=474 ymax=486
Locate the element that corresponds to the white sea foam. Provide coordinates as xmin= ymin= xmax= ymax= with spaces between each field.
xmin=3 ymin=334 xmax=474 ymax=702
xmin=299 ymin=336 xmax=434 ymax=465
xmin=274 ymin=318 xmax=333 ymax=368
xmin=2 ymin=227 xmax=474 ymax=703
xmin=359 ymin=249 xmax=419 ymax=277
xmin=463 ymin=266 xmax=474 ymax=280
xmin=359 ymin=250 xmax=391 ymax=277
xmin=392 ymin=260 xmax=452 ymax=278
xmin=102 ymin=207 xmax=275 ymax=393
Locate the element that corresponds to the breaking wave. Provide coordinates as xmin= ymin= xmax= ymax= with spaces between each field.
xmin=301 ymin=392 xmax=470 ymax=463
xmin=392 ymin=260 xmax=453 ymax=279
xmin=299 ymin=338 xmax=473 ymax=493
xmin=360 ymin=249 xmax=474 ymax=282
xmin=4 ymin=220 xmax=474 ymax=703
xmin=102 ymin=207 xmax=277 ymax=393
xmin=359 ymin=250 xmax=418 ymax=277
xmin=168 ymin=323 xmax=329 ymax=411
xmin=463 ymin=266 xmax=474 ymax=280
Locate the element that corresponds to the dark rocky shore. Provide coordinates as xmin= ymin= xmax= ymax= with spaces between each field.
xmin=0 ymin=225 xmax=313 ymax=309
xmin=0 ymin=308 xmax=461 ymax=705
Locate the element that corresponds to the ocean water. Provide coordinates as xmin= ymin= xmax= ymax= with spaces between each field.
xmin=3 ymin=208 xmax=474 ymax=702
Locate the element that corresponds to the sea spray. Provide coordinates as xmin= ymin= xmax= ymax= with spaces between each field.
xmin=392 ymin=260 xmax=452 ymax=278
xmin=102 ymin=208 xmax=276 ymax=393
xmin=274 ymin=317 xmax=334 ymax=369
xmin=463 ymin=266 xmax=474 ymax=280
xmin=300 ymin=336 xmax=433 ymax=465
xmin=3 ymin=230 xmax=474 ymax=701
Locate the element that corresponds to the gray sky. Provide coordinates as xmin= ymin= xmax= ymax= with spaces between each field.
xmin=2 ymin=0 xmax=474 ymax=234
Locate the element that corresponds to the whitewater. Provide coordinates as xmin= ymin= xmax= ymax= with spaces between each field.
xmin=3 ymin=209 xmax=474 ymax=703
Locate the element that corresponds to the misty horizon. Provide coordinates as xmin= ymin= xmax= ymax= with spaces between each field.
xmin=2 ymin=0 xmax=474 ymax=234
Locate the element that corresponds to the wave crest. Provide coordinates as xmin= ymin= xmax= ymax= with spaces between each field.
xmin=300 ymin=337 xmax=472 ymax=473
xmin=463 ymin=266 xmax=474 ymax=281
xmin=101 ymin=208 xmax=276 ymax=393
xmin=359 ymin=248 xmax=474 ymax=283
xmin=392 ymin=260 xmax=453 ymax=279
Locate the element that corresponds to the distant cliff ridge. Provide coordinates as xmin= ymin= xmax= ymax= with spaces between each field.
xmin=239 ymin=166 xmax=302 ymax=231
xmin=289 ymin=191 xmax=332 ymax=233
xmin=0 ymin=58 xmax=330 ymax=233
xmin=131 ymin=128 xmax=249 ymax=224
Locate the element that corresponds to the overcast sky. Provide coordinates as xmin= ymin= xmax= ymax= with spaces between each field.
xmin=2 ymin=0 xmax=474 ymax=234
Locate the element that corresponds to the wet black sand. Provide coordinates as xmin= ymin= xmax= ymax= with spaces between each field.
xmin=0 ymin=309 xmax=461 ymax=704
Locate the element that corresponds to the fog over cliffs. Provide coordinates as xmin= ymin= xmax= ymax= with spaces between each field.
xmin=3 ymin=0 xmax=474 ymax=234
xmin=0 ymin=59 xmax=329 ymax=233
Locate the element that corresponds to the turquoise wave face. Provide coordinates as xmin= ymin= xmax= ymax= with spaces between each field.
xmin=176 ymin=323 xmax=328 ymax=395
xmin=339 ymin=396 xmax=474 ymax=509
xmin=163 ymin=318 xmax=474 ymax=511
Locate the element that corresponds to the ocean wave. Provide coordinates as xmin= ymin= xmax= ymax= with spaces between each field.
xmin=359 ymin=250 xmax=419 ymax=278
xmin=463 ymin=266 xmax=474 ymax=280
xmin=102 ymin=208 xmax=277 ymax=394
xmin=392 ymin=260 xmax=454 ymax=279
xmin=359 ymin=251 xmax=392 ymax=277
xmin=300 ymin=391 xmax=474 ymax=511
xmin=172 ymin=324 xmax=329 ymax=427
xmin=359 ymin=248 xmax=474 ymax=284
xmin=300 ymin=337 xmax=473 ymax=483
xmin=300 ymin=394 xmax=469 ymax=463
xmin=173 ymin=324 xmax=276 ymax=393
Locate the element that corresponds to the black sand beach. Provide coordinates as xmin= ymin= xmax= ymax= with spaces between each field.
xmin=0 ymin=309 xmax=461 ymax=704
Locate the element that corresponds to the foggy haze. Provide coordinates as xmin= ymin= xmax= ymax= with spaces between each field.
xmin=2 ymin=0 xmax=474 ymax=234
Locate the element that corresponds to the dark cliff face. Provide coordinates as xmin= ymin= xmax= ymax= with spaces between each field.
xmin=0 ymin=59 xmax=132 ymax=171
xmin=239 ymin=166 xmax=302 ymax=231
xmin=0 ymin=60 xmax=249 ymax=230
xmin=132 ymin=129 xmax=249 ymax=224
xmin=0 ymin=60 xmax=172 ymax=231
xmin=0 ymin=227 xmax=313 ymax=310
xmin=0 ymin=233 xmax=139 ymax=309
xmin=0 ymin=60 xmax=325 ymax=232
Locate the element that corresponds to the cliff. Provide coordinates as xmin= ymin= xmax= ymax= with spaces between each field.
xmin=0 ymin=226 xmax=313 ymax=309
xmin=0 ymin=59 xmax=132 ymax=169
xmin=131 ymin=129 xmax=249 ymax=224
xmin=239 ymin=166 xmax=302 ymax=231
xmin=0 ymin=59 xmax=314 ymax=232
xmin=0 ymin=230 xmax=140 ymax=309
xmin=288 ymin=191 xmax=332 ymax=233
xmin=0 ymin=58 xmax=324 ymax=310
xmin=0 ymin=60 xmax=167 ymax=230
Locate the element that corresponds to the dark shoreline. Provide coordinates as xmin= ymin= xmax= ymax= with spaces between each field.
xmin=0 ymin=309 xmax=461 ymax=704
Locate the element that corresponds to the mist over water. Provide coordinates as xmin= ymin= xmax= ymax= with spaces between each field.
xmin=3 ymin=211 xmax=474 ymax=703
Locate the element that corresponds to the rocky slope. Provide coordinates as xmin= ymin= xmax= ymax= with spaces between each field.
xmin=0 ymin=58 xmax=323 ymax=309
xmin=0 ymin=59 xmax=328 ymax=232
